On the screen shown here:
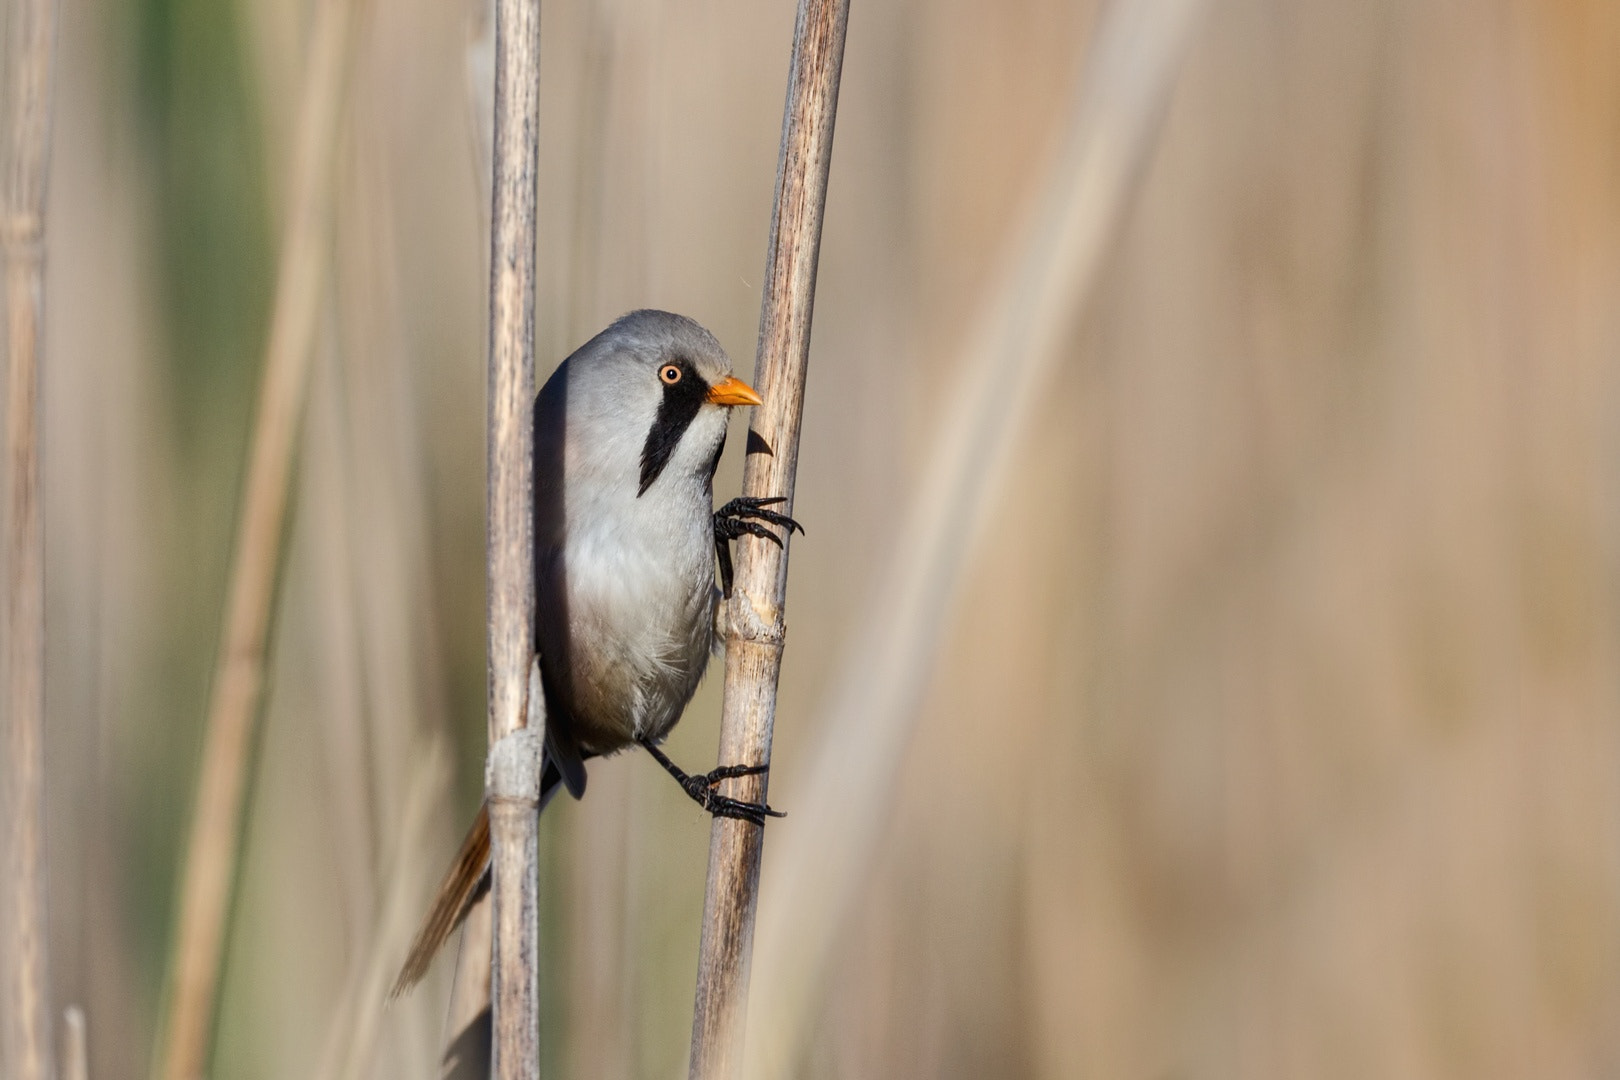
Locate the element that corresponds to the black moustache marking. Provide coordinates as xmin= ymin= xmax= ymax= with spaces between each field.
xmin=639 ymin=359 xmax=712 ymax=496
xmin=706 ymin=427 xmax=727 ymax=484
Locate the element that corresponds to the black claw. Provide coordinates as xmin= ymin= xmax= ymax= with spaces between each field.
xmin=703 ymin=762 xmax=770 ymax=783
xmin=742 ymin=510 xmax=802 ymax=535
xmin=716 ymin=496 xmax=805 ymax=537
xmin=642 ymin=739 xmax=784 ymax=825
xmin=713 ymin=496 xmax=805 ymax=597
xmin=707 ymin=795 xmax=786 ymax=827
xmin=730 ymin=519 xmax=786 ymax=548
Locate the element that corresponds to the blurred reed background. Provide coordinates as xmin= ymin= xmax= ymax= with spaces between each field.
xmin=13 ymin=0 xmax=1620 ymax=1077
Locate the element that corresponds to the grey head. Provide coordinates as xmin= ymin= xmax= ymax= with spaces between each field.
xmin=537 ymin=309 xmax=760 ymax=508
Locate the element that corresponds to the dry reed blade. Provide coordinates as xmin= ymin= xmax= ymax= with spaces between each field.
xmin=309 ymin=349 xmax=381 ymax=933
xmin=433 ymin=4 xmax=501 ymax=1061
xmin=333 ymin=115 xmax=450 ymax=1077
xmin=687 ymin=2 xmax=850 ymax=1077
xmin=2 ymin=0 xmax=60 ymax=1071
xmin=465 ymin=0 xmax=496 ymax=220
xmin=311 ymin=739 xmax=452 ymax=1080
xmin=740 ymin=0 xmax=1209 ymax=1075
xmin=153 ymin=0 xmax=364 ymax=1073
xmin=440 ymin=892 xmax=493 ymax=1080
xmin=438 ymin=0 xmax=501 ymax=1061
xmin=61 ymin=1006 xmax=88 ymax=1080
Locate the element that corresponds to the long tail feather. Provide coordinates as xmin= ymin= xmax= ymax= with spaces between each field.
xmin=390 ymin=803 xmax=491 ymax=998
xmin=391 ymin=755 xmax=567 ymax=997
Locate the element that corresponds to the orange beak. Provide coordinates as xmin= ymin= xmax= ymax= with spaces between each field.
xmin=706 ymin=375 xmax=764 ymax=408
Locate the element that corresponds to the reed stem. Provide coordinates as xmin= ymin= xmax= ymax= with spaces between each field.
xmin=742 ymin=1 xmax=1209 ymax=1073
xmin=483 ymin=0 xmax=543 ymax=1068
xmin=687 ymin=2 xmax=850 ymax=1077
xmin=2 ymin=0 xmax=60 ymax=1070
xmin=154 ymin=0 xmax=362 ymax=1073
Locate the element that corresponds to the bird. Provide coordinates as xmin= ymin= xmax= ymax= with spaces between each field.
xmin=390 ymin=310 xmax=801 ymax=996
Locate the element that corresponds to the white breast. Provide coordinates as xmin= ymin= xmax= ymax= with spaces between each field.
xmin=547 ymin=457 xmax=717 ymax=750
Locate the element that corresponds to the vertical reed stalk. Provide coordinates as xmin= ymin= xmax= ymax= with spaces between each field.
xmin=743 ymin=1 xmax=1208 ymax=1074
xmin=441 ymin=894 xmax=493 ymax=1080
xmin=687 ymin=2 xmax=849 ymax=1077
xmin=61 ymin=1006 xmax=88 ymax=1080
xmin=2 ymin=0 xmax=60 ymax=1071
xmin=439 ymin=8 xmax=499 ymax=1063
xmin=483 ymin=0 xmax=543 ymax=1070
xmin=311 ymin=741 xmax=450 ymax=1080
xmin=154 ymin=0 xmax=361 ymax=1074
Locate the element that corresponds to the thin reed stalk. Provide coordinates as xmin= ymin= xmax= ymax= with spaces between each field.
xmin=440 ymin=894 xmax=493 ymax=1080
xmin=482 ymin=0 xmax=543 ymax=1070
xmin=312 ymin=740 xmax=451 ymax=1080
xmin=334 ymin=114 xmax=449 ymax=1077
xmin=154 ymin=0 xmax=363 ymax=1073
xmin=2 ymin=0 xmax=60 ymax=1071
xmin=437 ymin=7 xmax=500 ymax=1062
xmin=740 ymin=1 xmax=1208 ymax=1075
xmin=61 ymin=1006 xmax=88 ymax=1080
xmin=687 ymin=2 xmax=849 ymax=1077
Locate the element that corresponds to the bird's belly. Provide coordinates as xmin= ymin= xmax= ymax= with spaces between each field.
xmin=538 ymin=531 xmax=714 ymax=755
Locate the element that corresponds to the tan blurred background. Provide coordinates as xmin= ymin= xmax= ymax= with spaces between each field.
xmin=15 ymin=0 xmax=1620 ymax=1076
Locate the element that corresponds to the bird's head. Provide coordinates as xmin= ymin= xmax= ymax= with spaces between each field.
xmin=550 ymin=309 xmax=761 ymax=499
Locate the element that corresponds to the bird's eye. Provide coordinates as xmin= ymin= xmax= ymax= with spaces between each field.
xmin=659 ymin=364 xmax=682 ymax=385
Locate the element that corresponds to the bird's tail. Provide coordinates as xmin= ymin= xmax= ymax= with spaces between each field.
xmin=390 ymin=802 xmax=490 ymax=998
xmin=390 ymin=757 xmax=564 ymax=998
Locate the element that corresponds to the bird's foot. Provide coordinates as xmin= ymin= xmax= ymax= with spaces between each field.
xmin=682 ymin=763 xmax=786 ymax=826
xmin=714 ymin=496 xmax=804 ymax=597
xmin=641 ymin=740 xmax=785 ymax=827
xmin=714 ymin=496 xmax=804 ymax=543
